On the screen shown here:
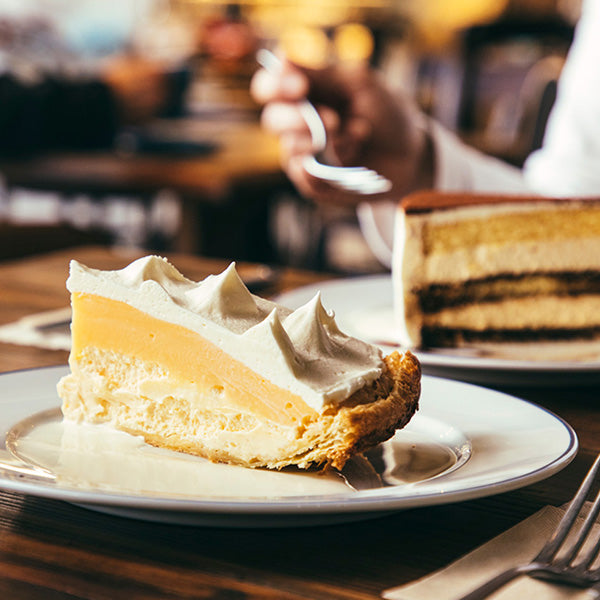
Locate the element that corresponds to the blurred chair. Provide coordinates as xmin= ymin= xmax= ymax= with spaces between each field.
xmin=515 ymin=54 xmax=564 ymax=154
xmin=450 ymin=16 xmax=572 ymax=165
xmin=456 ymin=15 xmax=573 ymax=130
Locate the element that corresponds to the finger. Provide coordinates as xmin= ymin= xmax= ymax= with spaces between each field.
xmin=250 ymin=66 xmax=308 ymax=104
xmin=250 ymin=69 xmax=279 ymax=103
xmin=280 ymin=132 xmax=314 ymax=160
xmin=261 ymin=102 xmax=310 ymax=135
xmin=333 ymin=116 xmax=371 ymax=163
xmin=317 ymin=105 xmax=341 ymax=135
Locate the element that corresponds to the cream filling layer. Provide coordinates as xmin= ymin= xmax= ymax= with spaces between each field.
xmin=416 ymin=238 xmax=600 ymax=286
xmin=59 ymin=354 xmax=306 ymax=467
xmin=68 ymin=293 xmax=316 ymax=427
xmin=423 ymin=295 xmax=600 ymax=331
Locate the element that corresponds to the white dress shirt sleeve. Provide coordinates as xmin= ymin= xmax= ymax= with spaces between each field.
xmin=523 ymin=0 xmax=600 ymax=196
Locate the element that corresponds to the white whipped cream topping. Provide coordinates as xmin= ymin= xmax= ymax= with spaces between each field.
xmin=66 ymin=256 xmax=384 ymax=411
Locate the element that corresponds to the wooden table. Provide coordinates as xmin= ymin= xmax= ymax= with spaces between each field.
xmin=0 ymin=247 xmax=599 ymax=600
xmin=0 ymin=118 xmax=287 ymax=256
xmin=0 ymin=119 xmax=284 ymax=198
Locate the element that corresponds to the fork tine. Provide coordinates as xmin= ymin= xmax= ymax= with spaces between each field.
xmin=572 ymin=487 xmax=600 ymax=570
xmin=302 ymin=156 xmax=392 ymax=194
xmin=555 ymin=486 xmax=600 ymax=568
xmin=535 ymin=454 xmax=600 ymax=564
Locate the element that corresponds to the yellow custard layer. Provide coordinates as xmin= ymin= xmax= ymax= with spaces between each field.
xmin=70 ymin=292 xmax=317 ymax=427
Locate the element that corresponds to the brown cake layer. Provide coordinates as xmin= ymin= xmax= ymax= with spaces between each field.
xmin=422 ymin=326 xmax=600 ymax=348
xmin=418 ymin=272 xmax=600 ymax=313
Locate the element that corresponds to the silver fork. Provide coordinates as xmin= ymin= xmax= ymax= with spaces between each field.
xmin=256 ymin=49 xmax=392 ymax=196
xmin=458 ymin=454 xmax=600 ymax=600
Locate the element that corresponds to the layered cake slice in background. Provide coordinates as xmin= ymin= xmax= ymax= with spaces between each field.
xmin=58 ymin=256 xmax=420 ymax=470
xmin=393 ymin=191 xmax=600 ymax=350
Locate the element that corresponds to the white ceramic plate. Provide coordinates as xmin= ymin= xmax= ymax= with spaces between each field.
xmin=0 ymin=366 xmax=576 ymax=527
xmin=276 ymin=276 xmax=600 ymax=386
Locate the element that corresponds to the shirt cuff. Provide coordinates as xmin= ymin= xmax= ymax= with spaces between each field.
xmin=428 ymin=118 xmax=529 ymax=193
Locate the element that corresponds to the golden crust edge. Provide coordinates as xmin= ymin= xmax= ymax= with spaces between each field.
xmin=317 ymin=350 xmax=421 ymax=470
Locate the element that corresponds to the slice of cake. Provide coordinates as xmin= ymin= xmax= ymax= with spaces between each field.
xmin=58 ymin=257 xmax=420 ymax=470
xmin=393 ymin=191 xmax=600 ymax=349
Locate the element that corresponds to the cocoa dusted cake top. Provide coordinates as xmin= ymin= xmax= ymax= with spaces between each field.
xmin=399 ymin=191 xmax=597 ymax=214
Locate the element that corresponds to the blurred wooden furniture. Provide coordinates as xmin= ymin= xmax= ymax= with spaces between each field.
xmin=0 ymin=246 xmax=599 ymax=599
xmin=0 ymin=118 xmax=287 ymax=257
xmin=457 ymin=16 xmax=573 ymax=132
xmin=437 ymin=16 xmax=573 ymax=166
xmin=0 ymin=223 xmax=110 ymax=261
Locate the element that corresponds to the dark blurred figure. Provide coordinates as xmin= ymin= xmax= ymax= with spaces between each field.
xmin=0 ymin=53 xmax=170 ymax=156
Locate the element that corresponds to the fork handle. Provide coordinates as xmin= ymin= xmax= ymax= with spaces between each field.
xmin=456 ymin=564 xmax=541 ymax=600
xmin=256 ymin=49 xmax=328 ymax=155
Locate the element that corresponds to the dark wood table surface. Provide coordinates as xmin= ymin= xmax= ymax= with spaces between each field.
xmin=0 ymin=246 xmax=598 ymax=600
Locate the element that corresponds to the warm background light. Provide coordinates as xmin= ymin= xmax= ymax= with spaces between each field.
xmin=279 ymin=26 xmax=330 ymax=68
xmin=400 ymin=0 xmax=510 ymax=48
xmin=334 ymin=23 xmax=374 ymax=63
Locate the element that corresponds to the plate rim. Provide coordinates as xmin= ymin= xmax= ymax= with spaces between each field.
xmin=0 ymin=365 xmax=578 ymax=516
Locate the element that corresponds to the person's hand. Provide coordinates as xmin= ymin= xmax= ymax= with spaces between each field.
xmin=250 ymin=57 xmax=434 ymax=207
xmin=102 ymin=55 xmax=169 ymax=124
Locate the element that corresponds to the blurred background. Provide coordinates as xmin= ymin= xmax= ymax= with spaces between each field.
xmin=0 ymin=0 xmax=581 ymax=273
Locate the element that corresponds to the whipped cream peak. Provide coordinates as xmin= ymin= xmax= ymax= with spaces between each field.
xmin=283 ymin=292 xmax=338 ymax=356
xmin=242 ymin=307 xmax=303 ymax=376
xmin=119 ymin=255 xmax=188 ymax=287
xmin=185 ymin=262 xmax=264 ymax=332
xmin=67 ymin=256 xmax=384 ymax=410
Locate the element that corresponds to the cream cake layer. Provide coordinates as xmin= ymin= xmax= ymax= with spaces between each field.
xmin=67 ymin=292 xmax=315 ymax=427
